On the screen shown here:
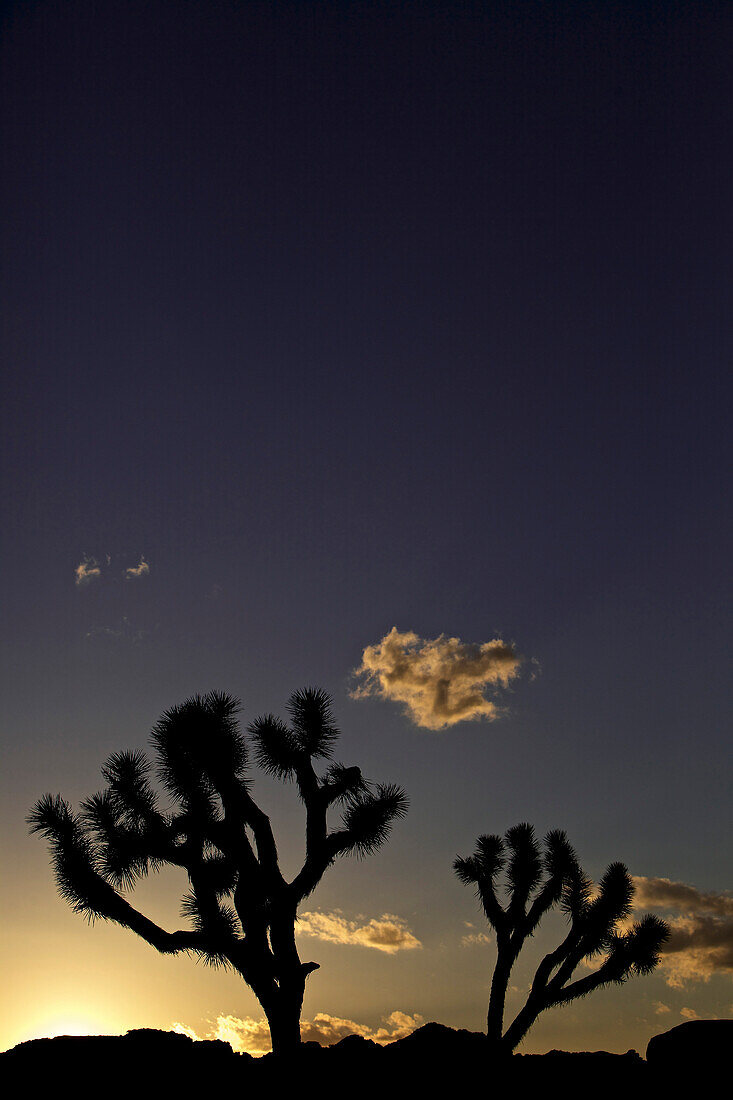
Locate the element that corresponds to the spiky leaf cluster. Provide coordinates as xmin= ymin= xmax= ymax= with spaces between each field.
xmin=151 ymin=691 xmax=246 ymax=806
xmin=339 ymin=783 xmax=409 ymax=857
xmin=248 ymin=687 xmax=340 ymax=783
xmin=28 ymin=795 xmax=129 ymax=921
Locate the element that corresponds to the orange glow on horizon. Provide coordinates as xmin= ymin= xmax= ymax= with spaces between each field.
xmin=5 ymin=1007 xmax=124 ymax=1052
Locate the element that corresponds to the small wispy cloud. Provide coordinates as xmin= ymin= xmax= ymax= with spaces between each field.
xmin=124 ymin=556 xmax=149 ymax=580
xmin=633 ymin=876 xmax=733 ymax=987
xmin=174 ymin=1010 xmax=423 ymax=1056
xmin=297 ymin=911 xmax=421 ymax=954
xmin=85 ymin=616 xmax=148 ymax=644
xmin=75 ymin=554 xmax=150 ymax=586
xmin=75 ymin=556 xmax=102 ymax=586
xmin=352 ymin=627 xmax=522 ymax=729
xmin=461 ymin=932 xmax=492 ymax=947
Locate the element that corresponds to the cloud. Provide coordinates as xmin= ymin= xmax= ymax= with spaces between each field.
xmin=75 ymin=556 xmax=102 ymax=586
xmin=653 ymin=1001 xmax=671 ymax=1014
xmin=633 ymin=877 xmax=733 ymax=918
xmin=85 ymin=616 xmax=148 ymax=644
xmin=171 ymin=1022 xmax=198 ymax=1040
xmin=352 ymin=627 xmax=522 ymax=730
xmin=461 ymin=931 xmax=492 ymax=947
xmin=302 ymin=1010 xmax=423 ymax=1048
xmin=173 ymin=1016 xmax=273 ymax=1055
xmin=174 ymin=1010 xmax=423 ymax=1056
xmin=297 ymin=911 xmax=421 ymax=954
xmin=680 ymin=1006 xmax=700 ymax=1021
xmin=633 ymin=876 xmax=733 ymax=987
xmin=75 ymin=553 xmax=150 ymax=586
xmin=124 ymin=556 xmax=149 ymax=579
xmin=460 ymin=921 xmax=491 ymax=947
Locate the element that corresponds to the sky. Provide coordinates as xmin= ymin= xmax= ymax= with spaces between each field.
xmin=1 ymin=0 xmax=731 ymax=1056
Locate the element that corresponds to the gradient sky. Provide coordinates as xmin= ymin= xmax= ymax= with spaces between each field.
xmin=2 ymin=0 xmax=731 ymax=1056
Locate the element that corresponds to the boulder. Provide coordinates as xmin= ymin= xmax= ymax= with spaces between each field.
xmin=646 ymin=1020 xmax=732 ymax=1069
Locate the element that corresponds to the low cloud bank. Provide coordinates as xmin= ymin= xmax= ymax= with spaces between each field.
xmin=174 ymin=1010 xmax=423 ymax=1055
xmin=352 ymin=627 xmax=522 ymax=729
xmin=633 ymin=876 xmax=733 ymax=987
xmin=297 ymin=911 xmax=421 ymax=953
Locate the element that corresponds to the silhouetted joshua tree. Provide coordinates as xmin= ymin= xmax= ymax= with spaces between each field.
xmin=454 ymin=823 xmax=669 ymax=1053
xmin=29 ymin=689 xmax=407 ymax=1056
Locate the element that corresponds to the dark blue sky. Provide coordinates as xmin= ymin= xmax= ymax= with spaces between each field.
xmin=1 ymin=0 xmax=731 ymax=1052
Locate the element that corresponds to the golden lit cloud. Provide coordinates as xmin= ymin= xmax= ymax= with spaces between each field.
xmin=174 ymin=1010 xmax=423 ymax=1056
xmin=352 ymin=627 xmax=522 ymax=729
xmin=461 ymin=929 xmax=492 ymax=947
xmin=124 ymin=556 xmax=150 ymax=579
xmin=633 ymin=876 xmax=733 ymax=987
xmin=301 ymin=1009 xmax=423 ymax=1047
xmin=75 ymin=553 xmax=150 ymax=586
xmin=75 ymin=556 xmax=102 ymax=586
xmin=297 ymin=911 xmax=421 ymax=953
xmin=633 ymin=877 xmax=733 ymax=918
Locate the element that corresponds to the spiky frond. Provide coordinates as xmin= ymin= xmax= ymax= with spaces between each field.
xmin=340 ymin=783 xmax=409 ymax=857
xmin=180 ymin=890 xmax=240 ymax=936
xmin=627 ymin=914 xmax=670 ymax=974
xmin=80 ymin=788 xmax=121 ymax=838
xmin=321 ymin=763 xmax=368 ymax=805
xmin=248 ymin=714 xmax=302 ymax=778
xmin=578 ymin=862 xmax=635 ymax=955
xmin=179 ymin=891 xmax=239 ymax=966
xmin=521 ymin=831 xmax=581 ymax=936
xmin=560 ymin=861 xmax=593 ymax=920
xmin=80 ymin=790 xmax=158 ymax=888
xmin=454 ymin=834 xmax=505 ymax=888
xmin=596 ymin=862 xmax=635 ymax=921
xmin=454 ymin=834 xmax=505 ymax=919
xmin=454 ymin=834 xmax=508 ymax=930
xmin=474 ymin=834 xmax=506 ymax=880
xmin=603 ymin=914 xmax=670 ymax=981
xmin=287 ymin=687 xmax=339 ymax=759
xmin=101 ymin=750 xmax=160 ymax=824
xmin=543 ymin=830 xmax=579 ymax=883
xmin=505 ymin=823 xmax=542 ymax=909
xmin=27 ymin=795 xmax=124 ymax=920
xmin=453 ymin=854 xmax=481 ymax=887
xmin=150 ymin=693 xmax=246 ymax=803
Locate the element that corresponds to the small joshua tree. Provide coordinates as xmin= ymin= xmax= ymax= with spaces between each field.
xmin=454 ymin=823 xmax=669 ymax=1053
xmin=29 ymin=689 xmax=407 ymax=1055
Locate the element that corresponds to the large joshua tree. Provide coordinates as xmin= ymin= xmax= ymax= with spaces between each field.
xmin=454 ymin=823 xmax=669 ymax=1053
xmin=29 ymin=689 xmax=407 ymax=1055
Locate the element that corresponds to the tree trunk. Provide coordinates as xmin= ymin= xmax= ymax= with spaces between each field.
xmin=501 ymin=993 xmax=544 ymax=1053
xmin=266 ymin=998 xmax=302 ymax=1056
xmin=486 ymin=943 xmax=512 ymax=1044
xmin=263 ymin=978 xmax=306 ymax=1056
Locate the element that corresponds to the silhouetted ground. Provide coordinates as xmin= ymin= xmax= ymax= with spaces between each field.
xmin=2 ymin=1020 xmax=728 ymax=1095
